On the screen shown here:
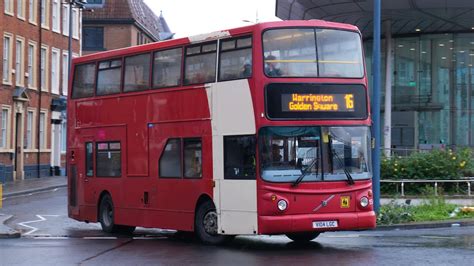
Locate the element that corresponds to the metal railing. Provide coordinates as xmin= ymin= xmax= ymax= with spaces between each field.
xmin=381 ymin=179 xmax=474 ymax=197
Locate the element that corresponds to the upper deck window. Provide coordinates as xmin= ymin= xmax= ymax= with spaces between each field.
xmin=124 ymin=53 xmax=150 ymax=92
xmin=72 ymin=63 xmax=96 ymax=99
xmin=97 ymin=59 xmax=122 ymax=96
xmin=184 ymin=41 xmax=217 ymax=85
xmin=263 ymin=28 xmax=364 ymax=78
xmin=153 ymin=48 xmax=182 ymax=88
xmin=219 ymin=36 xmax=252 ymax=81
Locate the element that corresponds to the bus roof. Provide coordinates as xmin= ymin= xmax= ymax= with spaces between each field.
xmin=73 ymin=20 xmax=361 ymax=65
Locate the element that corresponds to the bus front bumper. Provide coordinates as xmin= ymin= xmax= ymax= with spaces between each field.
xmin=258 ymin=211 xmax=376 ymax=235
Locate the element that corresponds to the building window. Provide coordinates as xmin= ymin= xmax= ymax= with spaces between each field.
xmin=83 ymin=27 xmax=104 ymax=51
xmin=39 ymin=111 xmax=46 ymax=149
xmin=153 ymin=48 xmax=182 ymax=88
xmin=52 ymin=0 xmax=60 ymax=32
xmin=40 ymin=46 xmax=48 ymax=91
xmin=72 ymin=8 xmax=79 ymax=39
xmin=224 ymin=135 xmax=256 ymax=179
xmin=62 ymin=4 xmax=69 ymax=36
xmin=28 ymin=42 xmax=37 ymax=89
xmin=41 ymin=0 xmax=49 ymax=28
xmin=26 ymin=110 xmax=34 ymax=149
xmin=0 ymin=108 xmax=10 ymax=149
xmin=97 ymin=59 xmax=122 ymax=96
xmin=61 ymin=121 xmax=66 ymax=153
xmin=15 ymin=38 xmax=25 ymax=87
xmin=4 ymin=0 xmax=14 ymax=14
xmin=51 ymin=48 xmax=60 ymax=94
xmin=96 ymin=142 xmax=121 ymax=177
xmin=124 ymin=53 xmax=150 ymax=92
xmin=17 ymin=0 xmax=26 ymax=19
xmin=3 ymin=33 xmax=13 ymax=84
xmin=62 ymin=52 xmax=68 ymax=95
xmin=29 ymin=0 xmax=36 ymax=24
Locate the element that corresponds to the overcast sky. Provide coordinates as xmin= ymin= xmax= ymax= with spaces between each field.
xmin=144 ymin=0 xmax=280 ymax=38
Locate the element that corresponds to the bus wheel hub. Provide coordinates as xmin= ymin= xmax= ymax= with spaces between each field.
xmin=203 ymin=211 xmax=218 ymax=235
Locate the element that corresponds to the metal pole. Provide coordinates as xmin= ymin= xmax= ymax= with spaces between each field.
xmin=372 ymin=0 xmax=382 ymax=213
xmin=37 ymin=0 xmax=43 ymax=178
xmin=383 ymin=20 xmax=392 ymax=158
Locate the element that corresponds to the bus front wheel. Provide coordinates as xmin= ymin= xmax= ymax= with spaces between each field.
xmin=286 ymin=232 xmax=320 ymax=242
xmin=195 ymin=201 xmax=233 ymax=245
xmin=99 ymin=194 xmax=119 ymax=233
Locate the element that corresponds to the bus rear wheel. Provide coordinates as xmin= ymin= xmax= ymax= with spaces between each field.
xmin=286 ymin=232 xmax=320 ymax=242
xmin=195 ymin=201 xmax=233 ymax=245
xmin=99 ymin=194 xmax=120 ymax=233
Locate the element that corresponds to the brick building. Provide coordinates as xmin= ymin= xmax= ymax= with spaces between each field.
xmin=83 ymin=0 xmax=173 ymax=55
xmin=1 ymin=0 xmax=81 ymax=182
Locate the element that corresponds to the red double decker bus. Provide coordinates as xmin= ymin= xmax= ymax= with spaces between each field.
xmin=68 ymin=20 xmax=375 ymax=244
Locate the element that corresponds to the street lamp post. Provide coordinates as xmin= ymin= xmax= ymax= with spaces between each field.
xmin=67 ymin=0 xmax=86 ymax=86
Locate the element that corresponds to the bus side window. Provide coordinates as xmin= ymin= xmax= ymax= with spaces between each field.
xmin=72 ymin=63 xmax=96 ymax=99
xmin=124 ymin=53 xmax=151 ymax=92
xmin=184 ymin=41 xmax=217 ymax=85
xmin=85 ymin=142 xmax=94 ymax=177
xmin=97 ymin=59 xmax=122 ymax=96
xmin=96 ymin=142 xmax=121 ymax=177
xmin=152 ymin=48 xmax=182 ymax=89
xmin=219 ymin=36 xmax=252 ymax=81
xmin=223 ymin=135 xmax=256 ymax=180
xmin=159 ymin=138 xmax=181 ymax=178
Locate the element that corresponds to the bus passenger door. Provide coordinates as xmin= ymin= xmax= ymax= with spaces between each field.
xmin=81 ymin=137 xmax=96 ymax=207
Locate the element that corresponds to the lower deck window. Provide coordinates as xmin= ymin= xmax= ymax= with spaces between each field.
xmin=96 ymin=142 xmax=121 ymax=177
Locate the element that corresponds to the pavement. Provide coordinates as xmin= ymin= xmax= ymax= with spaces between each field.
xmin=0 ymin=176 xmax=473 ymax=238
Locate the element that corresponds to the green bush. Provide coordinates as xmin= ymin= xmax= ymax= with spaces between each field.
xmin=381 ymin=148 xmax=474 ymax=180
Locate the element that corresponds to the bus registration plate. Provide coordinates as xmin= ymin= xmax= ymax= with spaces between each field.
xmin=312 ymin=220 xmax=338 ymax=229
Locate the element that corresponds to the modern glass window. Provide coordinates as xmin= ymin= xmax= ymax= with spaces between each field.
xmin=153 ymin=48 xmax=182 ymax=88
xmin=97 ymin=59 xmax=122 ymax=96
xmin=0 ymin=109 xmax=8 ymax=148
xmin=15 ymin=39 xmax=24 ymax=86
xmin=26 ymin=111 xmax=34 ymax=149
xmin=124 ymin=53 xmax=150 ymax=92
xmin=3 ymin=35 xmax=12 ymax=83
xmin=51 ymin=48 xmax=60 ymax=94
xmin=184 ymin=138 xmax=202 ymax=178
xmin=83 ymin=27 xmax=104 ymax=51
xmin=219 ymin=37 xmax=252 ymax=81
xmin=159 ymin=138 xmax=181 ymax=178
xmin=96 ymin=142 xmax=121 ymax=177
xmin=184 ymin=42 xmax=217 ymax=85
xmin=85 ymin=142 xmax=93 ymax=177
xmin=39 ymin=112 xmax=46 ymax=149
xmin=224 ymin=135 xmax=256 ymax=179
xmin=263 ymin=28 xmax=363 ymax=78
xmin=72 ymin=63 xmax=95 ymax=98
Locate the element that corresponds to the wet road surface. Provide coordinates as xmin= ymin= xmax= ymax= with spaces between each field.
xmin=1 ymin=188 xmax=473 ymax=265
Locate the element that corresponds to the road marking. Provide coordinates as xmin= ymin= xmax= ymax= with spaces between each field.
xmin=17 ymin=214 xmax=60 ymax=236
xmin=324 ymin=234 xmax=360 ymax=238
xmin=420 ymin=235 xmax=457 ymax=239
xmin=83 ymin=236 xmax=118 ymax=240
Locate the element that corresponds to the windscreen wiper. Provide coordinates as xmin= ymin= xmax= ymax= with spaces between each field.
xmin=292 ymin=156 xmax=319 ymax=187
xmin=332 ymin=151 xmax=355 ymax=185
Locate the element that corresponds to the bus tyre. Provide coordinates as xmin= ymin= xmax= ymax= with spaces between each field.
xmin=286 ymin=232 xmax=320 ymax=242
xmin=195 ymin=201 xmax=232 ymax=245
xmin=117 ymin=225 xmax=136 ymax=235
xmin=99 ymin=194 xmax=119 ymax=233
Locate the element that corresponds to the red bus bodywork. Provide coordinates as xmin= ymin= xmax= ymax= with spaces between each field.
xmin=68 ymin=20 xmax=375 ymax=239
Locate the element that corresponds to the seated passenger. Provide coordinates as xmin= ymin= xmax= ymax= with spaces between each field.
xmin=265 ymin=55 xmax=282 ymax=77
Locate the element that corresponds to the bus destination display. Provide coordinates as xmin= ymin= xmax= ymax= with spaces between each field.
xmin=266 ymin=83 xmax=368 ymax=120
xmin=282 ymin=93 xmax=354 ymax=112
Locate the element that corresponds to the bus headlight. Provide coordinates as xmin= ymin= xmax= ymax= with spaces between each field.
xmin=277 ymin=199 xmax=288 ymax=211
xmin=360 ymin=196 xmax=369 ymax=208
